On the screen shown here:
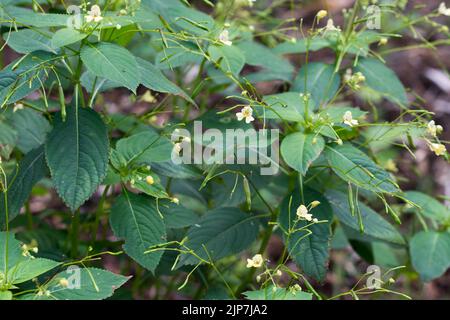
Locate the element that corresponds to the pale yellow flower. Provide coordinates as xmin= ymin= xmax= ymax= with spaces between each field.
xmin=316 ymin=10 xmax=328 ymax=22
xmin=236 ymin=106 xmax=255 ymax=123
xmin=59 ymin=278 xmax=69 ymax=288
xmin=378 ymin=37 xmax=388 ymax=46
xmin=85 ymin=5 xmax=103 ymax=23
xmin=342 ymin=111 xmax=359 ymax=127
xmin=296 ymin=205 xmax=313 ymax=221
xmin=310 ymin=200 xmax=321 ymax=208
xmin=427 ymin=120 xmax=443 ymax=137
xmin=171 ymin=197 xmax=180 ymax=205
xmin=324 ymin=19 xmax=341 ymax=32
xmin=246 ymin=254 xmax=263 ymax=268
xmin=336 ymin=139 xmax=343 ymax=145
xmin=219 ymin=29 xmax=232 ymax=46
xmin=146 ymin=175 xmax=154 ymax=185
xmin=429 ymin=143 xmax=446 ymax=156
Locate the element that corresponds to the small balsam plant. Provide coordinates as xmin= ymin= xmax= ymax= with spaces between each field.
xmin=0 ymin=0 xmax=449 ymax=300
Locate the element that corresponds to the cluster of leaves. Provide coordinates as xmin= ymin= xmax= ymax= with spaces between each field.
xmin=0 ymin=0 xmax=449 ymax=300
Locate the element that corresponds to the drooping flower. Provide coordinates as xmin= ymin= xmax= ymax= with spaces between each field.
xmin=342 ymin=111 xmax=359 ymax=127
xmin=246 ymin=254 xmax=263 ymax=268
xmin=429 ymin=143 xmax=447 ymax=156
xmin=219 ymin=29 xmax=232 ymax=46
xmin=310 ymin=200 xmax=321 ymax=208
xmin=438 ymin=2 xmax=450 ymax=16
xmin=236 ymin=106 xmax=255 ymax=123
xmin=316 ymin=10 xmax=328 ymax=22
xmin=296 ymin=205 xmax=313 ymax=221
xmin=85 ymin=5 xmax=103 ymax=23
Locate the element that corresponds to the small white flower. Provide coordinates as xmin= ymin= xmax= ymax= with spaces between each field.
xmin=429 ymin=143 xmax=447 ymax=156
xmin=312 ymin=218 xmax=319 ymax=223
xmin=236 ymin=106 xmax=255 ymax=123
xmin=116 ymin=24 xmax=122 ymax=30
xmin=85 ymin=5 xmax=103 ymax=23
xmin=336 ymin=138 xmax=343 ymax=145
xmin=246 ymin=254 xmax=263 ymax=268
xmin=275 ymin=270 xmax=282 ymax=277
xmin=438 ymin=2 xmax=450 ymax=16
xmin=378 ymin=37 xmax=388 ymax=46
xmin=342 ymin=111 xmax=359 ymax=127
xmin=219 ymin=29 xmax=232 ymax=46
xmin=324 ymin=19 xmax=341 ymax=32
xmin=427 ymin=120 xmax=443 ymax=137
xmin=173 ymin=143 xmax=182 ymax=155
xmin=296 ymin=205 xmax=313 ymax=221
xmin=172 ymin=197 xmax=180 ymax=205
xmin=13 ymin=102 xmax=24 ymax=112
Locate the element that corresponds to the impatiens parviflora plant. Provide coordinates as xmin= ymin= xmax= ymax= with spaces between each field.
xmin=0 ymin=0 xmax=449 ymax=300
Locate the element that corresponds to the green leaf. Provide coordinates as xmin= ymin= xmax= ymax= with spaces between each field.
xmin=1 ymin=6 xmax=69 ymax=28
xmin=6 ymin=29 xmax=56 ymax=54
xmin=136 ymin=57 xmax=195 ymax=105
xmin=80 ymin=42 xmax=139 ymax=93
xmin=236 ymin=40 xmax=294 ymax=75
xmin=291 ymin=62 xmax=340 ymax=108
xmin=326 ymin=190 xmax=405 ymax=245
xmin=244 ymin=285 xmax=312 ymax=300
xmin=0 ymin=232 xmax=25 ymax=273
xmin=0 ymin=52 xmax=54 ymax=106
xmin=0 ymin=120 xmax=17 ymax=147
xmin=151 ymin=161 xmax=203 ymax=180
xmin=273 ymin=38 xmax=330 ymax=55
xmin=180 ymin=207 xmax=259 ymax=265
xmin=0 ymin=291 xmax=12 ymax=300
xmin=115 ymin=131 xmax=172 ymax=166
xmin=403 ymin=191 xmax=450 ymax=222
xmin=129 ymin=172 xmax=169 ymax=199
xmin=208 ymin=45 xmax=245 ymax=76
xmin=256 ymin=92 xmax=312 ymax=122
xmin=110 ymin=191 xmax=166 ymax=272
xmin=324 ymin=143 xmax=399 ymax=193
xmin=159 ymin=201 xmax=199 ymax=229
xmin=281 ymin=132 xmax=324 ymax=176
xmin=0 ymin=146 xmax=47 ymax=227
xmin=279 ymin=188 xmax=332 ymax=281
xmin=8 ymin=258 xmax=61 ymax=285
xmin=51 ymin=28 xmax=88 ymax=49
xmin=9 ymin=108 xmax=51 ymax=154
xmin=45 ymin=106 xmax=109 ymax=211
xmin=31 ymin=267 xmax=129 ymax=300
xmin=410 ymin=231 xmax=450 ymax=281
xmin=355 ymin=58 xmax=408 ymax=106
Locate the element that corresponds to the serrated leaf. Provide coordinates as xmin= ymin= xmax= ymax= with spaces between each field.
xmin=244 ymin=285 xmax=312 ymax=300
xmin=281 ymin=132 xmax=324 ymax=175
xmin=403 ymin=191 xmax=450 ymax=221
xmin=136 ymin=57 xmax=195 ymax=105
xmin=236 ymin=41 xmax=294 ymax=75
xmin=30 ymin=268 xmax=129 ymax=300
xmin=255 ymin=92 xmax=312 ymax=122
xmin=159 ymin=201 xmax=199 ymax=229
xmin=8 ymin=258 xmax=61 ymax=285
xmin=129 ymin=172 xmax=169 ymax=199
xmin=324 ymin=143 xmax=399 ymax=193
xmin=326 ymin=190 xmax=405 ymax=245
xmin=80 ymin=42 xmax=139 ymax=93
xmin=9 ymin=108 xmax=51 ymax=153
xmin=6 ymin=29 xmax=56 ymax=54
xmin=115 ymin=131 xmax=172 ymax=166
xmin=110 ymin=191 xmax=166 ymax=272
xmin=51 ymin=28 xmax=87 ymax=49
xmin=410 ymin=231 xmax=450 ymax=282
xmin=208 ymin=45 xmax=245 ymax=76
xmin=1 ymin=6 xmax=69 ymax=28
xmin=355 ymin=58 xmax=408 ymax=106
xmin=180 ymin=207 xmax=259 ymax=265
xmin=291 ymin=62 xmax=340 ymax=108
xmin=0 ymin=146 xmax=47 ymax=227
xmin=279 ymin=188 xmax=332 ymax=281
xmin=45 ymin=106 xmax=109 ymax=211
